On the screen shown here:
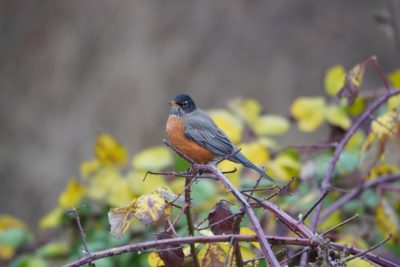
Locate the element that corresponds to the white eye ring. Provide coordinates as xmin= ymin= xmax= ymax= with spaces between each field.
xmin=181 ymin=101 xmax=188 ymax=108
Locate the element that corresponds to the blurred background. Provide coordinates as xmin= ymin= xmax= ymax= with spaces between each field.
xmin=1 ymin=0 xmax=399 ymax=228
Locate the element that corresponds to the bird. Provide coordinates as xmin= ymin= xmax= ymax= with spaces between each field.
xmin=166 ymin=93 xmax=275 ymax=183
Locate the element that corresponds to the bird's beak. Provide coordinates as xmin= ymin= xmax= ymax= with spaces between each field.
xmin=168 ymin=100 xmax=180 ymax=107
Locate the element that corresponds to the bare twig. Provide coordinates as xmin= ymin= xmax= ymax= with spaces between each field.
xmin=310 ymin=89 xmax=400 ymax=233
xmin=320 ymin=173 xmax=400 ymax=221
xmin=233 ymin=213 xmax=244 ymax=267
xmin=69 ymin=207 xmax=95 ymax=267
xmin=320 ymin=214 xmax=359 ymax=236
xmin=300 ymin=191 xmax=329 ymax=223
xmin=166 ymin=203 xmax=189 ymax=233
xmin=342 ymin=235 xmax=392 ymax=264
xmin=184 ymin=177 xmax=200 ymax=267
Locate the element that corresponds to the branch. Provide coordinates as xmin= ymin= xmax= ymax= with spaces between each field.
xmin=184 ymin=177 xmax=200 ymax=267
xmin=193 ymin=164 xmax=281 ymax=267
xmin=309 ymin=89 xmax=400 ymax=232
xmin=63 ymin=234 xmax=400 ymax=267
xmin=63 ymin=234 xmax=317 ymax=267
xmin=320 ymin=173 xmax=400 ymax=221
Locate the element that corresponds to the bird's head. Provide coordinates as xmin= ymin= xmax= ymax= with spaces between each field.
xmin=169 ymin=93 xmax=197 ymax=116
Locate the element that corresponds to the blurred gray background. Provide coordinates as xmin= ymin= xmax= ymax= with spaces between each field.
xmin=1 ymin=0 xmax=398 ymax=228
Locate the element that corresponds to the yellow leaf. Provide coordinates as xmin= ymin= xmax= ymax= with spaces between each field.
xmin=107 ymin=179 xmax=135 ymax=207
xmin=337 ymin=235 xmax=372 ymax=267
xmin=324 ymin=65 xmax=346 ymax=96
xmin=228 ymin=97 xmax=262 ymax=125
xmin=347 ymin=64 xmax=365 ymax=89
xmin=217 ymin=160 xmax=242 ymax=188
xmin=80 ymin=159 xmax=100 ymax=178
xmin=0 ymin=244 xmax=15 ymax=261
xmin=132 ymin=146 xmax=173 ymax=171
xmin=375 ymin=198 xmax=400 ymax=244
xmin=155 ymin=186 xmax=184 ymax=203
xmin=389 ymin=69 xmax=400 ymax=88
xmin=209 ymin=109 xmax=243 ymax=144
xmin=134 ymin=192 xmax=171 ymax=226
xmin=366 ymin=164 xmax=400 ymax=180
xmin=87 ymin=167 xmax=121 ymax=201
xmin=95 ymin=133 xmax=128 ymax=166
xmin=319 ymin=210 xmax=342 ymax=232
xmin=253 ymin=115 xmax=290 ymax=136
xmin=58 ymin=179 xmax=86 ymax=209
xmin=198 ymin=244 xmax=225 ymax=267
xmin=360 ymin=133 xmax=384 ymax=176
xmin=371 ymin=111 xmax=399 ymax=139
xmin=147 ymin=252 xmax=165 ymax=267
xmin=291 ymin=97 xmax=326 ymax=132
xmin=0 ymin=215 xmax=26 ymax=232
xmin=127 ymin=171 xmax=168 ymax=196
xmin=388 ymin=94 xmax=400 ymax=110
xmin=239 ymin=140 xmax=270 ymax=167
xmin=258 ymin=136 xmax=280 ymax=150
xmin=108 ymin=200 xmax=137 ymax=238
xmin=39 ymin=207 xmax=63 ymax=230
xmin=268 ymin=153 xmax=301 ymax=182
xmin=240 ymin=227 xmax=261 ymax=250
xmin=325 ymin=105 xmax=351 ymax=129
xmin=346 ymin=97 xmax=365 ymax=116
xmin=345 ymin=130 xmax=365 ymax=149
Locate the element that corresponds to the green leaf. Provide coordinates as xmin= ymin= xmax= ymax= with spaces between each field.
xmin=0 ymin=229 xmax=30 ymax=248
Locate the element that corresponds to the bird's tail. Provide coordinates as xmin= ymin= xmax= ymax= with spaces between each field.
xmin=231 ymin=152 xmax=275 ymax=183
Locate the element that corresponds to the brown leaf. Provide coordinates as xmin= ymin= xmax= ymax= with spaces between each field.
xmin=338 ymin=64 xmax=365 ymax=105
xmin=207 ymin=202 xmax=234 ymax=235
xmin=198 ymin=244 xmax=226 ymax=267
xmin=156 ymin=232 xmax=184 ymax=267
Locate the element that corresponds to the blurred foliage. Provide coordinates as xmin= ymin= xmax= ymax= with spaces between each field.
xmin=1 ymin=65 xmax=400 ymax=266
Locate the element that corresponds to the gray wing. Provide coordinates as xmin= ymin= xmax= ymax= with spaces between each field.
xmin=183 ymin=110 xmax=234 ymax=157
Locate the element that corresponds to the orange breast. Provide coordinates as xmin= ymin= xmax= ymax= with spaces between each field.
xmin=166 ymin=115 xmax=214 ymax=163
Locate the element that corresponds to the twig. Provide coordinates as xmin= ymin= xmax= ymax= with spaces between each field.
xmin=224 ymin=236 xmax=235 ymax=266
xmin=280 ymin=247 xmax=310 ymax=266
xmin=195 ymin=212 xmax=241 ymax=231
xmin=63 ymin=234 xmax=399 ymax=267
xmin=194 ymin=164 xmax=281 ymax=267
xmin=246 ymin=194 xmax=315 ymax=238
xmin=342 ymin=235 xmax=392 ymax=264
xmin=69 ymin=207 xmax=95 ymax=267
xmin=300 ymin=191 xmax=329 ymax=223
xmin=320 ymin=214 xmax=359 ymax=236
xmin=233 ymin=213 xmax=244 ymax=267
xmin=320 ymin=173 xmax=400 ymax=221
xmin=309 ymin=89 xmax=400 ymax=232
xmin=184 ymin=177 xmax=200 ymax=267
xmin=166 ymin=203 xmax=189 ymax=233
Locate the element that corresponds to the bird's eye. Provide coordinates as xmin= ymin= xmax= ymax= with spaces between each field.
xmin=181 ymin=101 xmax=188 ymax=108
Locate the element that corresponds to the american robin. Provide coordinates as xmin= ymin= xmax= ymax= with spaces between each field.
xmin=166 ymin=93 xmax=275 ymax=183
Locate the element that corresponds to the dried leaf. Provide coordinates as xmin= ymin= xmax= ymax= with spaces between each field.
xmin=134 ymin=192 xmax=171 ymax=226
xmin=207 ymin=202 xmax=234 ymax=235
xmin=360 ymin=133 xmax=385 ymax=177
xmin=198 ymin=244 xmax=226 ymax=267
xmin=338 ymin=64 xmax=365 ymax=105
xmin=108 ymin=200 xmax=137 ymax=238
xmin=155 ymin=186 xmax=184 ymax=204
xmin=371 ymin=111 xmax=399 ymax=139
xmin=156 ymin=232 xmax=184 ymax=267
